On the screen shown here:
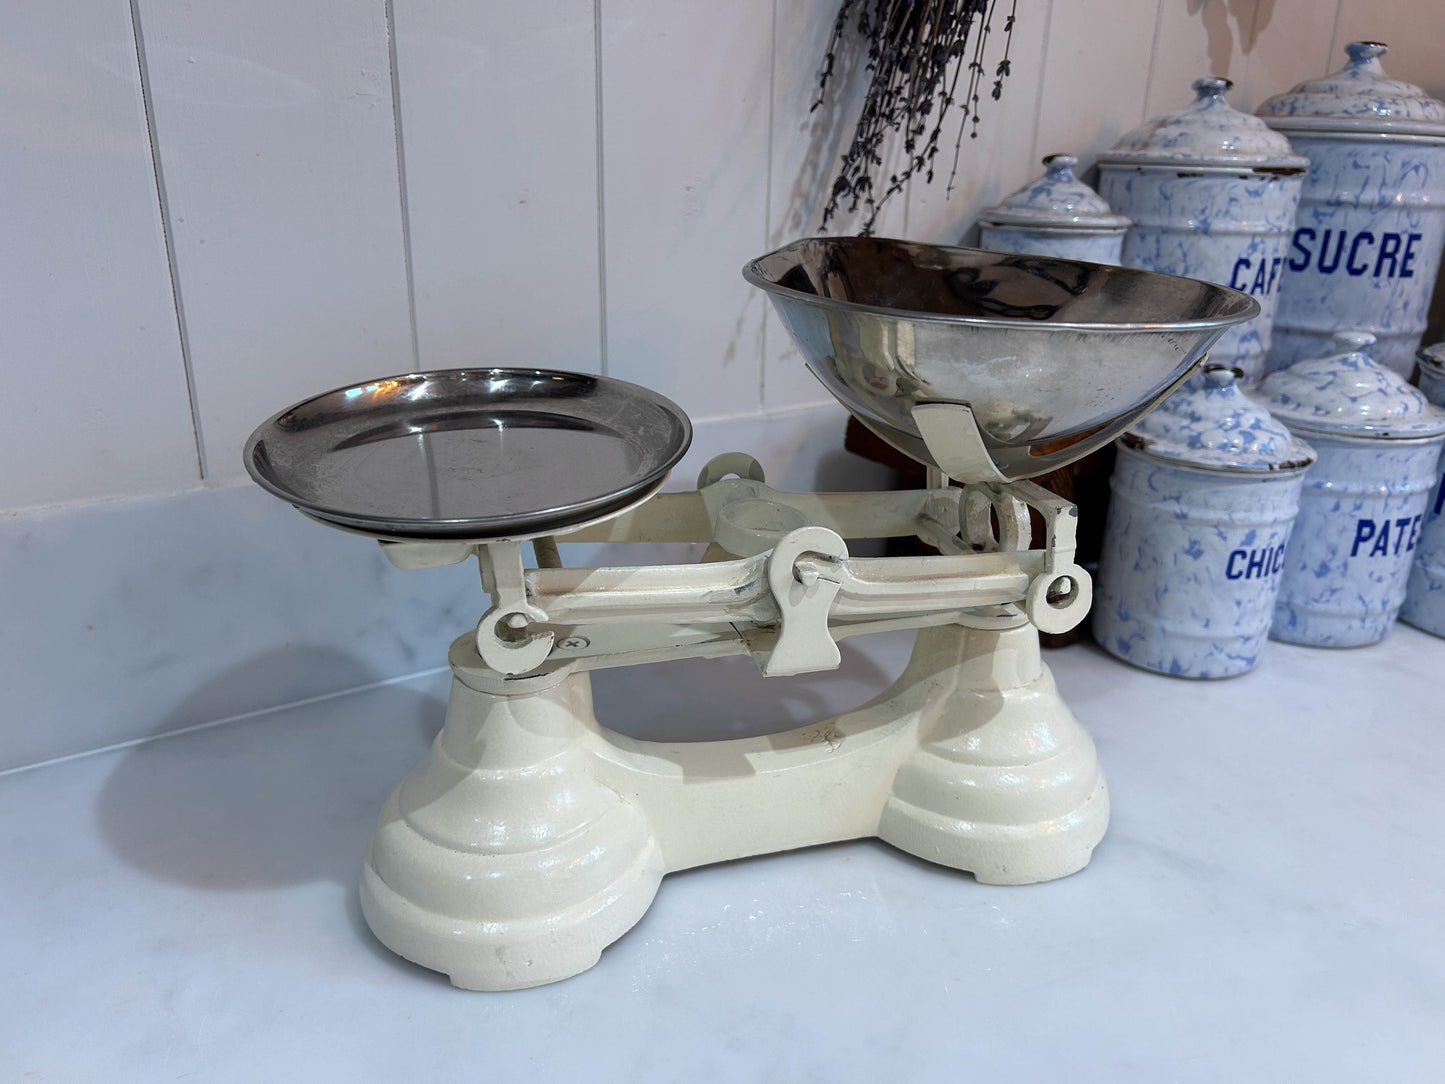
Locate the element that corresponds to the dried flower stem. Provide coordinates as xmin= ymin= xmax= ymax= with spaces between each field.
xmin=814 ymin=0 xmax=1018 ymax=234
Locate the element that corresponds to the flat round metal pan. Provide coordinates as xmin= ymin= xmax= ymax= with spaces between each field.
xmin=243 ymin=369 xmax=692 ymax=540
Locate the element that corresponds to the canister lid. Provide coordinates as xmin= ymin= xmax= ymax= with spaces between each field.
xmin=1098 ymin=77 xmax=1309 ymax=171
xmin=1119 ymin=364 xmax=1316 ymax=472
xmin=978 ymin=154 xmax=1131 ymax=231
xmin=1258 ymin=42 xmax=1445 ymax=139
xmin=1259 ymin=331 xmax=1445 ymax=440
xmin=1418 ymin=342 xmax=1445 ymax=380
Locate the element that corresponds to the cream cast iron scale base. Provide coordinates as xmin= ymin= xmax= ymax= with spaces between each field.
xmin=357 ymin=456 xmax=1109 ymax=990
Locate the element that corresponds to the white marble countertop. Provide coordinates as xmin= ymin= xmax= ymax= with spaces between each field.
xmin=3 ymin=626 xmax=1442 ymax=1082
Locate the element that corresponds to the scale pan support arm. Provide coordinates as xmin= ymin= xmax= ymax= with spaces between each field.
xmin=910 ymin=361 xmax=1200 ymax=485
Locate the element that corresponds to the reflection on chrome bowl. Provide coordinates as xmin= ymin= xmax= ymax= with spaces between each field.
xmin=744 ymin=236 xmax=1259 ymax=481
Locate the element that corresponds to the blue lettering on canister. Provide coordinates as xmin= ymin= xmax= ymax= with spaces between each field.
xmin=1225 ymin=543 xmax=1288 ymax=579
xmin=1229 ymin=255 xmax=1287 ymax=296
xmin=1401 ymin=233 xmax=1420 ymax=278
xmin=1285 ymin=228 xmax=1423 ymax=279
xmin=1288 ymin=227 xmax=1314 ymax=271
xmin=1318 ymin=230 xmax=1346 ymax=274
xmin=1374 ymin=233 xmax=1401 ymax=277
xmin=1350 ymin=515 xmax=1424 ymax=556
xmin=1351 ymin=517 xmax=1374 ymax=555
xmin=1346 ymin=232 xmax=1374 ymax=276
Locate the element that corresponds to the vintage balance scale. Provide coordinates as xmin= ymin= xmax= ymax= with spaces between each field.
xmin=245 ymin=238 xmax=1256 ymax=989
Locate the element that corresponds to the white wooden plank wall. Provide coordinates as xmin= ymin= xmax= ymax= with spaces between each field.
xmin=599 ymin=0 xmax=774 ymax=419
xmin=134 ymin=0 xmax=415 ymax=488
xmin=393 ymin=0 xmax=602 ymax=376
xmin=5 ymin=0 xmax=1442 ymax=514
xmin=0 ymin=0 xmax=197 ymax=510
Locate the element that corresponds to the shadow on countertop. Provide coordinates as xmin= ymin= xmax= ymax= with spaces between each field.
xmin=93 ymin=645 xmax=446 ymax=892
xmin=89 ymin=632 xmax=913 ymax=987
xmin=592 ymin=638 xmax=901 ymax=744
xmin=94 ymin=636 xmax=910 ymax=889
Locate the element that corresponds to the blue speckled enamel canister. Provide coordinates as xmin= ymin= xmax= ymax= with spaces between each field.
xmin=1399 ymin=343 xmax=1445 ymax=637
xmin=1260 ymin=331 xmax=1445 ymax=647
xmin=1094 ymin=365 xmax=1315 ymax=678
xmin=1098 ymin=77 xmax=1308 ymax=384
xmin=978 ymin=154 xmax=1129 ymax=263
xmin=1258 ymin=43 xmax=1445 ymax=379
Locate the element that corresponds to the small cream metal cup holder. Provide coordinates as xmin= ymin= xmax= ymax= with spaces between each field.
xmin=245 ymin=239 xmax=1258 ymax=989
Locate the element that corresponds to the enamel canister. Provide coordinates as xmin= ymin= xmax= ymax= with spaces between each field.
xmin=1399 ymin=342 xmax=1445 ymax=636
xmin=1258 ymin=42 xmax=1445 ymax=379
xmin=1094 ymin=365 xmax=1315 ymax=678
xmin=977 ymin=154 xmax=1129 ymax=263
xmin=1259 ymin=331 xmax=1445 ymax=647
xmin=1097 ymin=77 xmax=1308 ymax=384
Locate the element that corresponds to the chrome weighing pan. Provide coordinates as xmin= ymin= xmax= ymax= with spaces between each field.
xmin=745 ymin=237 xmax=1260 ymax=480
xmin=243 ymin=369 xmax=692 ymax=541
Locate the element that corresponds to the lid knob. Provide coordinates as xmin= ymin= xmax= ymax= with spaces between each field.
xmin=1192 ymin=76 xmax=1233 ymax=101
xmin=1332 ymin=330 xmax=1377 ymax=352
xmin=1344 ymin=41 xmax=1388 ymax=66
xmin=1201 ymin=364 xmax=1238 ymax=389
xmin=1042 ymin=153 xmax=1078 ymax=177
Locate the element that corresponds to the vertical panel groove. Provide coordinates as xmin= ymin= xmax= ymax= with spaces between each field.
xmin=760 ymin=0 xmax=778 ymax=406
xmin=127 ymin=0 xmax=207 ymax=481
xmin=1326 ymin=0 xmax=1345 ymax=73
xmin=384 ymin=0 xmax=421 ymax=370
xmin=1142 ymin=0 xmax=1168 ymax=122
xmin=594 ymin=0 xmax=610 ymax=376
xmin=1027 ymin=0 xmax=1055 ymax=167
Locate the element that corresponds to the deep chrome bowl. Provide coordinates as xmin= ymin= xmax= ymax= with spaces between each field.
xmin=744 ymin=237 xmax=1260 ymax=480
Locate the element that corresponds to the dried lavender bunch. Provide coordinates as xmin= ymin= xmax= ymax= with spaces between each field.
xmin=815 ymin=0 xmax=1018 ymax=234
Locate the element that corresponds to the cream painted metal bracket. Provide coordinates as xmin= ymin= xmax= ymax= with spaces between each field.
xmin=757 ymin=525 xmax=849 ymax=676
xmin=959 ymin=478 xmax=1092 ymax=635
xmin=475 ymin=541 xmax=553 ymax=674
xmin=913 ymin=400 xmax=1011 ymax=485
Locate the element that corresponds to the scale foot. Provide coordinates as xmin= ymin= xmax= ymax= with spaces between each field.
xmin=877 ymin=623 xmax=1109 ymax=884
xmin=358 ymin=673 xmax=663 ymax=990
xmin=359 ymin=808 xmax=662 ymax=990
